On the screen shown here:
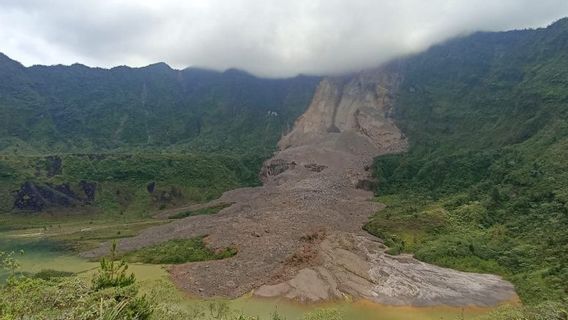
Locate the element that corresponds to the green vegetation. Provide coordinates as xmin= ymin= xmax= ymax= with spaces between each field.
xmin=93 ymin=242 xmax=136 ymax=290
xmin=2 ymin=16 xmax=568 ymax=320
xmin=31 ymin=269 xmax=74 ymax=280
xmin=3 ymin=247 xmax=563 ymax=319
xmin=0 ymin=251 xmax=20 ymax=277
xmin=0 ymin=54 xmax=319 ymax=155
xmin=1 ymin=247 xmax=355 ymax=319
xmin=367 ymin=18 xmax=568 ymax=304
xmin=168 ymin=203 xmax=232 ymax=219
xmin=0 ymin=213 xmax=167 ymax=253
xmin=0 ymin=153 xmax=265 ymax=215
xmin=478 ymin=303 xmax=568 ymax=320
xmin=0 ymin=55 xmax=318 ymax=215
xmin=124 ymin=237 xmax=237 ymax=264
xmin=0 ymin=246 xmax=152 ymax=320
xmin=51 ymin=220 xmax=168 ymax=252
xmin=302 ymin=309 xmax=343 ymax=320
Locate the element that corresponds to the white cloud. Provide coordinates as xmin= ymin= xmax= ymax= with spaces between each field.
xmin=1 ymin=0 xmax=567 ymax=77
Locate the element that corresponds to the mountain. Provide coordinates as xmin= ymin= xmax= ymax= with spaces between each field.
xmin=82 ymin=63 xmax=517 ymax=307
xmin=367 ymin=18 xmax=568 ymax=303
xmin=78 ymin=18 xmax=568 ymax=309
xmin=0 ymin=55 xmax=319 ymax=214
xmin=0 ymin=54 xmax=319 ymax=154
xmin=1 ymin=16 xmax=568 ymax=308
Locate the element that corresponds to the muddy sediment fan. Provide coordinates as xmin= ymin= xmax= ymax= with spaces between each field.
xmin=84 ymin=64 xmax=516 ymax=306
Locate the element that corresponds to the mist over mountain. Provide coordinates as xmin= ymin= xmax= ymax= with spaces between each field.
xmin=1 ymin=8 xmax=568 ymax=319
xmin=0 ymin=53 xmax=319 ymax=154
xmin=0 ymin=53 xmax=319 ymax=217
xmin=1 ymin=0 xmax=568 ymax=77
xmin=365 ymin=17 xmax=568 ymax=303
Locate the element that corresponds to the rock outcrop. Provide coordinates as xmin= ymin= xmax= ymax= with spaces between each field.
xmin=255 ymin=232 xmax=514 ymax=306
xmin=278 ymin=64 xmax=407 ymax=155
xmin=13 ymin=181 xmax=96 ymax=211
xmin=84 ymin=64 xmax=516 ymax=307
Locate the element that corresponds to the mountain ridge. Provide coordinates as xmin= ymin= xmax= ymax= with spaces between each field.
xmin=0 ymin=53 xmax=319 ymax=214
xmin=0 ymin=15 xmax=567 ymax=307
xmin=0 ymin=52 xmax=320 ymax=154
xmin=367 ymin=15 xmax=568 ymax=303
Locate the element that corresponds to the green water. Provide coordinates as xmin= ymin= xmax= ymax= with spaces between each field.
xmin=0 ymin=236 xmax=498 ymax=320
xmin=0 ymin=238 xmax=93 ymax=281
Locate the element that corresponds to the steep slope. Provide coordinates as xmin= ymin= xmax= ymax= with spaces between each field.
xmin=0 ymin=56 xmax=319 ymax=214
xmin=85 ymin=65 xmax=516 ymax=307
xmin=368 ymin=18 xmax=568 ymax=303
xmin=278 ymin=64 xmax=407 ymax=155
xmin=0 ymin=55 xmax=319 ymax=154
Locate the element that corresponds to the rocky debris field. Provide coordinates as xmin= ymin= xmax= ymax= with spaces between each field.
xmin=84 ymin=65 xmax=516 ymax=306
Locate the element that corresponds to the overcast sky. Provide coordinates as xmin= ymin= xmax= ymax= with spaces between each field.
xmin=1 ymin=0 xmax=567 ymax=77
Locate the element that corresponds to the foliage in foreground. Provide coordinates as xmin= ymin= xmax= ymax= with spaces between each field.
xmin=0 ymin=245 xmax=152 ymax=320
xmin=1 ymin=250 xmax=343 ymax=320
xmin=478 ymin=302 xmax=568 ymax=320
xmin=92 ymin=242 xmax=136 ymax=290
xmin=2 ymin=249 xmax=568 ymax=319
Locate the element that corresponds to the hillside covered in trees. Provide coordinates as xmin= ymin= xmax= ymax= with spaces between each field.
xmin=367 ymin=17 xmax=568 ymax=303
xmin=0 ymin=56 xmax=318 ymax=213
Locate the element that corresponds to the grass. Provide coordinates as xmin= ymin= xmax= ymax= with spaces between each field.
xmin=123 ymin=237 xmax=237 ymax=264
xmin=0 ymin=213 xmax=168 ymax=252
xmin=52 ymin=220 xmax=168 ymax=251
xmin=168 ymin=203 xmax=232 ymax=219
xmin=364 ymin=195 xmax=447 ymax=255
xmin=0 ymin=153 xmax=261 ymax=215
xmin=32 ymin=269 xmax=75 ymax=280
xmin=0 ymin=55 xmax=319 ymax=218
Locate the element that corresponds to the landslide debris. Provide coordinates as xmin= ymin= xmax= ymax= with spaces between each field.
xmin=85 ymin=64 xmax=516 ymax=306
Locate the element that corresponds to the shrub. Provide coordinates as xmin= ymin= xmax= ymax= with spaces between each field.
xmin=302 ymin=308 xmax=343 ymax=320
xmin=92 ymin=241 xmax=136 ymax=290
xmin=124 ymin=237 xmax=237 ymax=264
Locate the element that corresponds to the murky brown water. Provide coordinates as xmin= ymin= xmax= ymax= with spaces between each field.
xmin=1 ymin=237 xmax=510 ymax=319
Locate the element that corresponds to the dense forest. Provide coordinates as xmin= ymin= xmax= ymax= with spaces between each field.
xmin=367 ymin=18 xmax=568 ymax=304
xmin=0 ymin=56 xmax=319 ymax=214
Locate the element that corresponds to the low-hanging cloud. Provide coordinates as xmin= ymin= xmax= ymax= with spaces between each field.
xmin=1 ymin=0 xmax=567 ymax=77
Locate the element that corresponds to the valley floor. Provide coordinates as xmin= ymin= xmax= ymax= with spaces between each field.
xmin=0 ymin=226 xmax=505 ymax=320
xmin=84 ymin=68 xmax=517 ymax=308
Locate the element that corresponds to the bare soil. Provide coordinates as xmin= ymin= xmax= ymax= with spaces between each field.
xmin=84 ymin=66 xmax=516 ymax=306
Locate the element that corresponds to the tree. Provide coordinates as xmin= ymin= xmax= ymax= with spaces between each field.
xmin=92 ymin=241 xmax=135 ymax=290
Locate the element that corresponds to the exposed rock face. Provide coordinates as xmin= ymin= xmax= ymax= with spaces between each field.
xmin=255 ymin=232 xmax=514 ymax=306
xmin=80 ymin=180 xmax=97 ymax=203
xmin=146 ymin=182 xmax=156 ymax=193
xmin=84 ymin=64 xmax=516 ymax=306
xmin=44 ymin=156 xmax=62 ymax=177
xmin=278 ymin=65 xmax=407 ymax=154
xmin=13 ymin=181 xmax=96 ymax=211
